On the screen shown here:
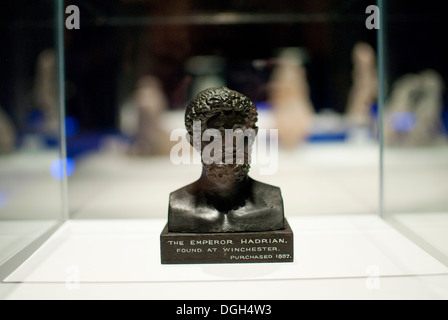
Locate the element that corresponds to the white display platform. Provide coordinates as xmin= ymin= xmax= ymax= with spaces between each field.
xmin=2 ymin=215 xmax=448 ymax=299
xmin=2 ymin=137 xmax=448 ymax=299
xmin=5 ymin=215 xmax=448 ymax=284
xmin=387 ymin=212 xmax=448 ymax=267
xmin=0 ymin=220 xmax=56 ymax=266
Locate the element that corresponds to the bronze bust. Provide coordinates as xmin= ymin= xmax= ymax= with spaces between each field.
xmin=168 ymin=87 xmax=284 ymax=233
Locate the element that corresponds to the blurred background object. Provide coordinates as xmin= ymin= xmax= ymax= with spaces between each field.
xmin=269 ymin=47 xmax=315 ymax=148
xmin=346 ymin=42 xmax=378 ymax=127
xmin=33 ymin=49 xmax=59 ymax=136
xmin=185 ymin=55 xmax=226 ymax=101
xmin=384 ymin=69 xmax=446 ymax=146
xmin=0 ymin=106 xmax=16 ymax=154
xmin=129 ymin=75 xmax=172 ymax=156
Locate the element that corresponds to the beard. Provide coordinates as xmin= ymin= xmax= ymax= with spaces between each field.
xmin=203 ymin=163 xmax=250 ymax=185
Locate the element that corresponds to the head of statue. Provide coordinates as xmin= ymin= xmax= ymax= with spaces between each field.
xmin=185 ymin=87 xmax=258 ymax=187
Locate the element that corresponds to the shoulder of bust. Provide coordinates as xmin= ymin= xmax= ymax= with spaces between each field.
xmin=250 ymin=179 xmax=282 ymax=194
xmin=169 ymin=182 xmax=197 ymax=203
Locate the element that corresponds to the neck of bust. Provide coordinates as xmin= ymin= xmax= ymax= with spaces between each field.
xmin=199 ymin=168 xmax=249 ymax=199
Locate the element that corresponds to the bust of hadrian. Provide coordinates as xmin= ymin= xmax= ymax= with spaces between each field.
xmin=168 ymin=87 xmax=284 ymax=233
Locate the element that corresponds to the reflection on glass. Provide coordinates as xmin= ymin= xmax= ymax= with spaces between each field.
xmin=0 ymin=2 xmax=63 ymax=275
xmin=382 ymin=1 xmax=448 ymax=266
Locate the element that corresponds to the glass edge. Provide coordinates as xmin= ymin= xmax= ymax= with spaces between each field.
xmin=56 ymin=0 xmax=69 ymax=222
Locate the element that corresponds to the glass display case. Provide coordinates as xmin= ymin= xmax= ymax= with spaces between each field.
xmin=0 ymin=0 xmax=66 ymax=280
xmin=380 ymin=1 xmax=448 ymax=266
xmin=62 ymin=0 xmax=380 ymax=221
xmin=0 ymin=0 xmax=447 ymax=299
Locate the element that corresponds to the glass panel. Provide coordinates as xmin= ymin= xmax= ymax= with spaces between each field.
xmin=64 ymin=1 xmax=380 ymax=221
xmin=381 ymin=1 xmax=448 ymax=265
xmin=0 ymin=0 xmax=65 ymax=277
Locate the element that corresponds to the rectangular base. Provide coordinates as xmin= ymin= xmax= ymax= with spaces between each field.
xmin=160 ymin=219 xmax=293 ymax=264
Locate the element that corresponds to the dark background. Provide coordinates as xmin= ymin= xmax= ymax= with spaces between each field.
xmin=1 ymin=0 xmax=447 ymax=134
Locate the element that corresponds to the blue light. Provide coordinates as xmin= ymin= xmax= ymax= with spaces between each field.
xmin=254 ymin=101 xmax=272 ymax=110
xmin=391 ymin=112 xmax=417 ymax=132
xmin=50 ymin=158 xmax=76 ymax=180
xmin=65 ymin=116 xmax=80 ymax=137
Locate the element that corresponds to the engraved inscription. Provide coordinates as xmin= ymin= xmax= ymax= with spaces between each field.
xmin=160 ymin=221 xmax=294 ymax=264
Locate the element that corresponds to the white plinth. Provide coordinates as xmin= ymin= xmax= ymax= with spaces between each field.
xmin=2 ymin=215 xmax=448 ymax=299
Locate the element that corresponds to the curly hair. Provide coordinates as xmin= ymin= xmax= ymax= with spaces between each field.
xmin=185 ymin=87 xmax=258 ymax=144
